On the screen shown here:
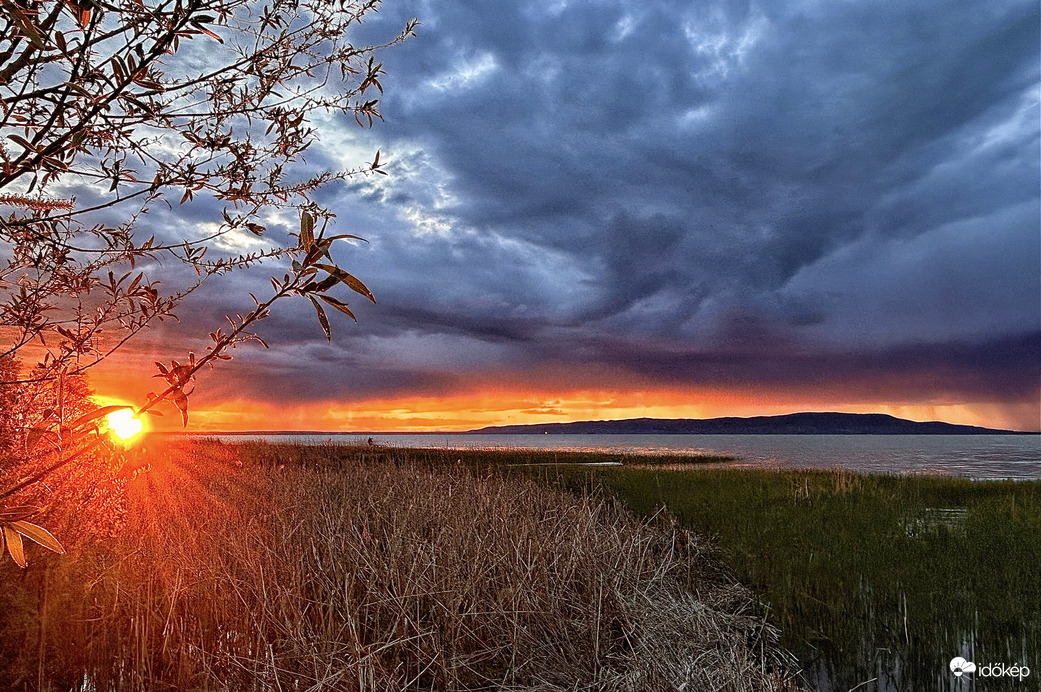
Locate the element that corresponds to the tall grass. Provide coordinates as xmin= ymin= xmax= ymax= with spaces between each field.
xmin=539 ymin=466 xmax=1041 ymax=691
xmin=0 ymin=442 xmax=802 ymax=691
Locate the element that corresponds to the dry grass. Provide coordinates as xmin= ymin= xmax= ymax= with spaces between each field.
xmin=0 ymin=441 xmax=804 ymax=691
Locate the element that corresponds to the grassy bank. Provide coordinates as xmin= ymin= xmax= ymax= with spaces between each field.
xmin=0 ymin=441 xmax=799 ymax=691
xmin=229 ymin=442 xmax=737 ymax=468
xmin=536 ymin=466 xmax=1041 ymax=691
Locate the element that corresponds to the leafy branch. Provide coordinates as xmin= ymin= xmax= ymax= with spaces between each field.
xmin=0 ymin=0 xmax=415 ymax=566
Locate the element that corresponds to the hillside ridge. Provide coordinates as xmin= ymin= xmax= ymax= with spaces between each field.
xmin=468 ymin=412 xmax=1029 ymax=435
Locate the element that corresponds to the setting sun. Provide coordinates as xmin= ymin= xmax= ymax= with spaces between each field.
xmin=106 ymin=409 xmax=144 ymax=440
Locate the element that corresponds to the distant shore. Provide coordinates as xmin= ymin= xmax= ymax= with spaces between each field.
xmin=155 ymin=412 xmax=1037 ymax=436
xmin=470 ymin=412 xmax=1033 ymax=435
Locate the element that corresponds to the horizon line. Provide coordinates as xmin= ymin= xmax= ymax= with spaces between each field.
xmin=148 ymin=411 xmax=1040 ymax=435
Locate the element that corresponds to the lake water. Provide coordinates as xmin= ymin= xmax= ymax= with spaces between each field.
xmin=193 ymin=433 xmax=1041 ymax=480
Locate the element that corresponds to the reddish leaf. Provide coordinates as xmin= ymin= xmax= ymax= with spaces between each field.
xmin=3 ymin=525 xmax=26 ymax=568
xmin=0 ymin=506 xmax=37 ymax=522
xmin=315 ymin=264 xmax=375 ymax=303
xmin=173 ymin=394 xmax=189 ymax=427
xmin=308 ymin=296 xmax=331 ymax=340
xmin=10 ymin=521 xmax=64 ymax=554
xmin=319 ymin=295 xmax=357 ymax=322
xmin=300 ymin=211 xmax=315 ymax=248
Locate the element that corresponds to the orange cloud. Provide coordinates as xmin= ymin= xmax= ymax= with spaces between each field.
xmin=82 ymin=342 xmax=1039 ymax=433
xmin=91 ymin=383 xmax=1039 ymax=433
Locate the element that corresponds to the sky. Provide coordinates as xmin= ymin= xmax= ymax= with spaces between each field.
xmin=92 ymin=0 xmax=1041 ymax=432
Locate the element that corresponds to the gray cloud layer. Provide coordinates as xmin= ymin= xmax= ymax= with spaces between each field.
xmin=136 ymin=0 xmax=1040 ymax=425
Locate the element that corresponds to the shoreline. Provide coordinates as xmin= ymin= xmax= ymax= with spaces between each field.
xmin=163 ymin=434 xmax=1041 ymax=481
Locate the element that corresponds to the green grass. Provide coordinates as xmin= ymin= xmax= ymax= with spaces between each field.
xmin=229 ymin=441 xmax=734 ymax=468
xmin=532 ymin=465 xmax=1041 ymax=691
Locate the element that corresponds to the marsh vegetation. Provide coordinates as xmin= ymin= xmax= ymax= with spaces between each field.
xmin=0 ymin=442 xmax=800 ymax=691
xmin=539 ymin=466 xmax=1041 ymax=691
xmin=5 ymin=441 xmax=1035 ymax=691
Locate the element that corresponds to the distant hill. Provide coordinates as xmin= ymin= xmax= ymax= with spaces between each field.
xmin=469 ymin=412 xmax=1029 ymax=435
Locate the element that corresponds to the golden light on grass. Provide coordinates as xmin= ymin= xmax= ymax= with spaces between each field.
xmin=106 ymin=408 xmax=143 ymax=440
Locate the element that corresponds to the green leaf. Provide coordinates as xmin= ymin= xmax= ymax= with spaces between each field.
xmin=308 ymin=296 xmax=331 ymax=340
xmin=319 ymin=295 xmax=357 ymax=322
xmin=10 ymin=521 xmax=64 ymax=554
xmin=3 ymin=525 xmax=26 ymax=568
xmin=62 ymin=80 xmax=92 ymax=98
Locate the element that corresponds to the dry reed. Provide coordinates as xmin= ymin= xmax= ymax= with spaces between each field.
xmin=0 ymin=441 xmax=805 ymax=691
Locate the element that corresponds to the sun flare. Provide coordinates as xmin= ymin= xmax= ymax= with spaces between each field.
xmin=106 ymin=409 xmax=144 ymax=440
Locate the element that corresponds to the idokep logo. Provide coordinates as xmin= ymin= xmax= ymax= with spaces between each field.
xmin=950 ymin=656 xmax=1031 ymax=682
xmin=950 ymin=658 xmax=976 ymax=677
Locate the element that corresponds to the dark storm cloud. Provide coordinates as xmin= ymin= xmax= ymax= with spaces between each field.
xmin=143 ymin=0 xmax=1039 ymax=419
xmin=587 ymin=331 xmax=1041 ymax=401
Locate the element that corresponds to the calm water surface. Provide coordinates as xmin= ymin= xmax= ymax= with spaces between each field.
xmin=198 ymin=433 xmax=1041 ymax=480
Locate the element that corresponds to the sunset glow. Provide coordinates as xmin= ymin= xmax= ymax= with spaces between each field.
xmin=106 ymin=409 xmax=144 ymax=440
xmin=70 ymin=0 xmax=1040 ymax=436
xmin=0 ymin=0 xmax=1036 ymax=688
xmin=87 ymin=378 xmax=1039 ymax=434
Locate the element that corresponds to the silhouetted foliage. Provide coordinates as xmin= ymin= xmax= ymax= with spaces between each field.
xmin=0 ymin=0 xmax=415 ymax=563
xmin=0 ymin=355 xmax=19 ymax=457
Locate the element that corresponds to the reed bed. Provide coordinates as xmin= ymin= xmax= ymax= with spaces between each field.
xmin=0 ymin=441 xmax=803 ymax=691
xmin=540 ymin=465 xmax=1041 ymax=691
